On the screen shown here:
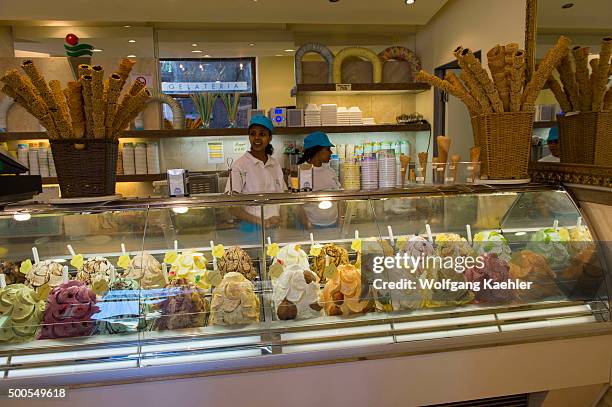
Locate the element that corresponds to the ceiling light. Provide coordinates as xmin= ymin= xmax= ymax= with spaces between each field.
xmin=128 ymin=39 xmax=136 ymax=43
xmin=284 ymin=49 xmax=295 ymax=52
xmin=127 ymin=54 xmax=136 ymax=58
xmin=192 ymin=50 xmax=203 ymax=53
xmin=191 ymin=43 xmax=198 ymax=47
xmin=405 ymin=0 xmax=415 ymax=4
xmin=204 ymin=54 xmax=211 ymax=57
xmin=172 ymin=206 xmax=189 ymax=214
xmin=275 ymin=54 xmax=283 ymax=57
xmin=561 ymin=2 xmax=574 ymax=8
xmin=318 ymin=200 xmax=333 ymax=210
xmin=249 ymin=43 xmax=255 ymax=46
xmin=92 ymin=48 xmax=103 ymax=52
xmin=13 ymin=213 xmax=31 ymax=221
xmin=124 ymin=25 xmax=132 ymax=28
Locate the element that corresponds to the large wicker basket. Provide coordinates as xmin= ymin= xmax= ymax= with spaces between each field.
xmin=50 ymin=138 xmax=118 ymax=198
xmin=558 ymin=111 xmax=612 ymax=166
xmin=471 ymin=112 xmax=534 ymax=180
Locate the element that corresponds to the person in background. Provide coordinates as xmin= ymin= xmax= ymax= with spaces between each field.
xmin=539 ymin=124 xmax=560 ymax=162
xmin=297 ymin=131 xmax=341 ymax=229
xmin=226 ymin=115 xmax=286 ymax=232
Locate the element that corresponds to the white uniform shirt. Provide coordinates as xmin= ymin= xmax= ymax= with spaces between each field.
xmin=303 ymin=165 xmax=341 ymax=226
xmin=225 ymin=152 xmax=286 ymax=219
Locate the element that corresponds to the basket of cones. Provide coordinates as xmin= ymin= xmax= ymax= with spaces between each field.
xmin=0 ymin=59 xmax=150 ymax=197
xmin=546 ymin=38 xmax=612 ymax=166
xmin=417 ymin=36 xmax=572 ymax=180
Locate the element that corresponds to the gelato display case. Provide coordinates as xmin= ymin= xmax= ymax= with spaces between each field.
xmin=0 ymin=184 xmax=610 ymax=388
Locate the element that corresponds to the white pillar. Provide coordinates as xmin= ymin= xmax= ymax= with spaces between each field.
xmin=0 ymin=26 xmax=15 ymax=57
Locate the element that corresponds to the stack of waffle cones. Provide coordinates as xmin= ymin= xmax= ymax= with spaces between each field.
xmin=547 ymin=37 xmax=612 ymax=112
xmin=416 ymin=36 xmax=571 ymax=116
xmin=0 ymin=59 xmax=150 ymax=139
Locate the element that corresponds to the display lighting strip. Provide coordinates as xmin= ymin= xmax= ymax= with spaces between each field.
xmin=140 ymin=348 xmax=262 ymax=367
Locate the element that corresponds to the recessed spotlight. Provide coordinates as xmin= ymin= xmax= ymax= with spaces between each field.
xmin=405 ymin=0 xmax=415 ymax=4
xmin=275 ymin=54 xmax=283 ymax=57
xmin=284 ymin=49 xmax=295 ymax=52
xmin=172 ymin=206 xmax=189 ymax=214
xmin=92 ymin=48 xmax=103 ymax=52
xmin=124 ymin=25 xmax=132 ymax=28
xmin=249 ymin=43 xmax=255 ymax=46
xmin=192 ymin=50 xmax=203 ymax=53
xmin=204 ymin=54 xmax=211 ymax=57
xmin=562 ymin=2 xmax=574 ymax=8
xmin=191 ymin=43 xmax=198 ymax=47
xmin=128 ymin=39 xmax=136 ymax=43
xmin=127 ymin=54 xmax=136 ymax=58
xmin=13 ymin=213 xmax=31 ymax=221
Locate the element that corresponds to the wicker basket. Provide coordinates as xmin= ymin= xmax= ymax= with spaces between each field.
xmin=471 ymin=112 xmax=534 ymax=180
xmin=558 ymin=111 xmax=612 ymax=165
xmin=50 ymin=139 xmax=119 ymax=198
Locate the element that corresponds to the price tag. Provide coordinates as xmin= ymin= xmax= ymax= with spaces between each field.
xmin=335 ymin=83 xmax=352 ymax=92
xmin=416 ymin=176 xmax=425 ymax=182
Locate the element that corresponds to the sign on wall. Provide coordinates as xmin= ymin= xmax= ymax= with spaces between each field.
xmin=162 ymin=82 xmax=248 ymax=92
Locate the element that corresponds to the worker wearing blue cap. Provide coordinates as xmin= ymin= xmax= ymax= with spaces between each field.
xmin=226 ymin=115 xmax=286 ymax=231
xmin=539 ymin=123 xmax=560 ymax=162
xmin=298 ymin=131 xmax=341 ymax=228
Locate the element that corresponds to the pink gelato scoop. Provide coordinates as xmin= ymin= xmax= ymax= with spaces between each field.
xmin=39 ymin=281 xmax=99 ymax=339
xmin=464 ymin=254 xmax=514 ymax=304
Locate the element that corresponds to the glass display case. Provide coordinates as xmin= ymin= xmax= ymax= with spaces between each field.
xmin=0 ymin=184 xmax=609 ymax=385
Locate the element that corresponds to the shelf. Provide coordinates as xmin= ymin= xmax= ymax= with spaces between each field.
xmin=533 ymin=121 xmax=556 ymax=129
xmin=295 ymin=83 xmax=430 ymax=95
xmin=42 ymin=174 xmax=165 ymax=185
xmin=1 ymin=124 xmax=431 ymax=141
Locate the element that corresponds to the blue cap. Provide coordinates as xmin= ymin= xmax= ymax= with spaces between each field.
xmin=304 ymin=131 xmax=335 ymax=150
xmin=248 ymin=115 xmax=274 ymax=134
xmin=548 ymin=125 xmax=559 ymax=143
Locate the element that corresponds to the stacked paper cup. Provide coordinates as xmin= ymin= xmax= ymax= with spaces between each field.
xmin=48 ymin=147 xmax=57 ymax=177
xmin=146 ymin=142 xmax=160 ymax=174
xmin=122 ymin=143 xmax=136 ymax=175
xmin=37 ymin=143 xmax=49 ymax=178
xmin=341 ymin=162 xmax=361 ymax=191
xmin=27 ymin=144 xmax=39 ymax=176
xmin=361 ymin=154 xmax=378 ymax=190
xmin=378 ymin=149 xmax=396 ymax=188
xmin=134 ymin=143 xmax=148 ymax=175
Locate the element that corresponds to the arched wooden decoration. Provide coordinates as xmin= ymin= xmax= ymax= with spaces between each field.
xmin=378 ymin=46 xmax=422 ymax=82
xmin=145 ymin=90 xmax=185 ymax=129
xmin=294 ymin=43 xmax=335 ymax=84
xmin=333 ymin=47 xmax=382 ymax=84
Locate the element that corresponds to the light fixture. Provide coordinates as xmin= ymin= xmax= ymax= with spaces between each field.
xmin=561 ymin=2 xmax=574 ymax=8
xmin=172 ymin=206 xmax=189 ymax=214
xmin=318 ymin=200 xmax=333 ymax=210
xmin=192 ymin=50 xmax=203 ymax=53
xmin=124 ymin=25 xmax=132 ymax=28
xmin=127 ymin=54 xmax=136 ymax=58
xmin=92 ymin=48 xmax=103 ymax=52
xmin=128 ymin=39 xmax=136 ymax=43
xmin=52 ymin=258 xmax=67 ymax=263
xmin=249 ymin=43 xmax=255 ymax=46
xmin=275 ymin=54 xmax=283 ymax=57
xmin=405 ymin=0 xmax=415 ymax=4
xmin=13 ymin=212 xmax=31 ymax=221
xmin=204 ymin=54 xmax=211 ymax=58
xmin=191 ymin=43 xmax=198 ymax=47
xmin=514 ymin=231 xmax=527 ymax=236
xmin=284 ymin=49 xmax=295 ymax=52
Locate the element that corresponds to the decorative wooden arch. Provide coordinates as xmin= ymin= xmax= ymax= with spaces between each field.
xmin=378 ymin=46 xmax=422 ymax=82
xmin=294 ymin=43 xmax=335 ymax=84
xmin=333 ymin=47 xmax=382 ymax=84
xmin=146 ymin=90 xmax=185 ymax=129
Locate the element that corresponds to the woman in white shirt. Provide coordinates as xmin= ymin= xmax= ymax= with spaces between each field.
xmin=226 ymin=116 xmax=286 ymax=232
xmin=297 ymin=131 xmax=341 ymax=229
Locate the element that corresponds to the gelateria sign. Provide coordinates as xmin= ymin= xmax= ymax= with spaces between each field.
xmin=161 ymin=81 xmax=248 ymax=92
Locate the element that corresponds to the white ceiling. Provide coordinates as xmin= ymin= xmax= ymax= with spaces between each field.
xmin=1 ymin=0 xmax=448 ymax=25
xmin=538 ymin=0 xmax=612 ymax=33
